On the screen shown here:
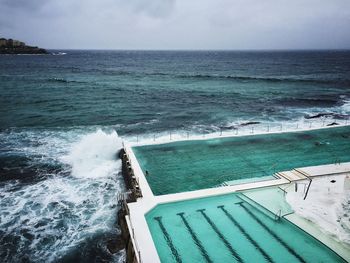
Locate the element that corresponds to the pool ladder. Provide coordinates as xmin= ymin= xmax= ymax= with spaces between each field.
xmin=293 ymin=169 xmax=313 ymax=200
xmin=238 ymin=194 xmax=282 ymax=221
xmin=275 ymin=209 xmax=282 ymax=221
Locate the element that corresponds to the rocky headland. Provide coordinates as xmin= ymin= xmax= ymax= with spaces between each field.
xmin=0 ymin=38 xmax=48 ymax=54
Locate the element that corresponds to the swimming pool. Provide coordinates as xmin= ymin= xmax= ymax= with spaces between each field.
xmin=133 ymin=126 xmax=350 ymax=195
xmin=145 ymin=192 xmax=346 ymax=263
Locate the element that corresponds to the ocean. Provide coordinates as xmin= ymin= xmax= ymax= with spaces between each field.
xmin=1 ymin=50 xmax=350 ymax=262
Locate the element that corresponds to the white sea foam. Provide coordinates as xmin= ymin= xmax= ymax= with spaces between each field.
xmin=125 ymin=119 xmax=160 ymax=128
xmin=61 ymin=129 xmax=122 ymax=179
xmin=0 ymin=129 xmax=124 ymax=262
xmin=340 ymin=99 xmax=350 ymax=114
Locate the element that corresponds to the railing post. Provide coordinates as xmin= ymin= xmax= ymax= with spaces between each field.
xmin=267 ymin=124 xmax=270 ymax=132
xmin=220 ymin=128 xmax=222 ymax=136
xmin=187 ymin=132 xmax=189 ymax=139
xmin=235 ymin=128 xmax=238 ymax=135
xmin=153 ymin=134 xmax=155 ymax=141
xmin=304 ymin=179 xmax=312 ymax=200
xmin=136 ymin=135 xmax=139 ymax=143
xmin=309 ymin=122 xmax=312 ymax=129
xmin=169 ymin=131 xmax=172 ymax=140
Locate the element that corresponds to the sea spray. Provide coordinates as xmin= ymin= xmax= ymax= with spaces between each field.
xmin=340 ymin=99 xmax=350 ymax=115
xmin=61 ymin=129 xmax=122 ymax=179
xmin=0 ymin=129 xmax=125 ymax=262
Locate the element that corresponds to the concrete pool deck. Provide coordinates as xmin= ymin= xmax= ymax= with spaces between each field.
xmin=122 ymin=129 xmax=350 ymax=263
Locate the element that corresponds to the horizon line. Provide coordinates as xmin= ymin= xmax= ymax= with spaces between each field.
xmin=46 ymin=48 xmax=350 ymax=52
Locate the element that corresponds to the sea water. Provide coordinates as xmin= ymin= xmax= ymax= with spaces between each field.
xmin=1 ymin=50 xmax=350 ymax=262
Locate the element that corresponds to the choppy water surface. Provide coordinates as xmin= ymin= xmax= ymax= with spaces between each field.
xmin=0 ymin=50 xmax=350 ymax=262
xmin=0 ymin=128 xmax=125 ymax=262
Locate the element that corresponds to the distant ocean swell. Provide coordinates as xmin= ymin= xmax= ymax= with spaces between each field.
xmin=175 ymin=73 xmax=350 ymax=85
xmin=0 ymin=76 xmax=87 ymax=84
xmin=48 ymin=78 xmax=87 ymax=84
xmin=95 ymin=70 xmax=350 ymax=85
xmin=275 ymin=97 xmax=341 ymax=107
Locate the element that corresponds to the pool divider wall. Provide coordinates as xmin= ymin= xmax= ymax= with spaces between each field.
xmin=118 ymin=144 xmax=161 ymax=263
xmin=117 ymin=206 xmax=138 ymax=263
xmin=119 ymin=148 xmax=143 ymax=201
xmin=118 ymin=148 xmax=143 ymax=263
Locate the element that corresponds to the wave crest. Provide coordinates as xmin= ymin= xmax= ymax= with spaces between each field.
xmin=48 ymin=78 xmax=84 ymax=84
xmin=61 ymin=129 xmax=122 ymax=179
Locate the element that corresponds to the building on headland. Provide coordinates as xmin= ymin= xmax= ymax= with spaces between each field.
xmin=0 ymin=37 xmax=47 ymax=54
xmin=13 ymin=40 xmax=25 ymax=47
xmin=0 ymin=38 xmax=25 ymax=47
xmin=0 ymin=38 xmax=7 ymax=47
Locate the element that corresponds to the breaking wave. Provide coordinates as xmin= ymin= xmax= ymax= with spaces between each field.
xmin=340 ymin=99 xmax=350 ymax=114
xmin=48 ymin=78 xmax=85 ymax=84
xmin=0 ymin=129 xmax=125 ymax=262
xmin=61 ymin=129 xmax=122 ymax=179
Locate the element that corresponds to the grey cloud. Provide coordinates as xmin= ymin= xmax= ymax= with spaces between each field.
xmin=0 ymin=0 xmax=349 ymax=49
xmin=0 ymin=0 xmax=175 ymax=18
xmin=0 ymin=0 xmax=49 ymax=11
xmin=128 ymin=0 xmax=176 ymax=18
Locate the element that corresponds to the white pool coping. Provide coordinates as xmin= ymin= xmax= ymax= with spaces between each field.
xmin=123 ymin=131 xmax=350 ymax=263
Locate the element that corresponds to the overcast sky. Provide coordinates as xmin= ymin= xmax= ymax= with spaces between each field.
xmin=1 ymin=0 xmax=350 ymax=50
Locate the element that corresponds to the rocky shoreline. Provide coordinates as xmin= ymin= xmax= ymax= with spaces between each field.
xmin=0 ymin=46 xmax=48 ymax=54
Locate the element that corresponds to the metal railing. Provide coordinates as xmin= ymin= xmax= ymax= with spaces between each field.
xmin=129 ymin=119 xmax=350 ymax=144
xmin=129 ymin=214 xmax=142 ymax=263
xmin=120 ymin=198 xmax=142 ymax=263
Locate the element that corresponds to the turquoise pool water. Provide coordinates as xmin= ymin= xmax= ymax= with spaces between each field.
xmin=146 ymin=193 xmax=346 ymax=263
xmin=133 ymin=126 xmax=350 ymax=195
